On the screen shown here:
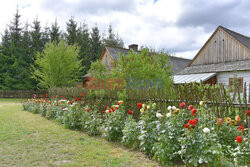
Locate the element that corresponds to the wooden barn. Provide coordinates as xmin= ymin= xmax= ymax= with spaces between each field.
xmin=175 ymin=26 xmax=250 ymax=101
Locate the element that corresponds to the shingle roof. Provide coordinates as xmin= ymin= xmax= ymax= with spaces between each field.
xmin=178 ymin=60 xmax=250 ymax=75
xmin=220 ymin=26 xmax=250 ymax=49
xmin=106 ymin=46 xmax=191 ymax=75
xmin=168 ymin=56 xmax=191 ymax=74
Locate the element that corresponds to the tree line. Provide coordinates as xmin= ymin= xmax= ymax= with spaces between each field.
xmin=0 ymin=10 xmax=124 ymax=90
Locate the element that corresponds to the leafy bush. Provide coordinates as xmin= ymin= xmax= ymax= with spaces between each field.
xmin=102 ymin=104 xmax=126 ymax=141
xmin=122 ymin=115 xmax=140 ymax=149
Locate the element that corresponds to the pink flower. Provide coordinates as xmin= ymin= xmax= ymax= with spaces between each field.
xmin=180 ymin=102 xmax=186 ymax=108
xmin=188 ymin=105 xmax=194 ymax=110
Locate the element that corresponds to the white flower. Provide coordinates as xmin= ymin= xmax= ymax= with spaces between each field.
xmin=142 ymin=104 xmax=146 ymax=108
xmin=140 ymin=108 xmax=144 ymax=113
xmin=115 ymin=105 xmax=119 ymax=108
xmin=156 ymin=113 xmax=163 ymax=118
xmin=203 ymin=127 xmax=210 ymax=134
xmin=147 ymin=105 xmax=150 ymax=109
xmin=172 ymin=106 xmax=176 ymax=111
xmin=166 ymin=112 xmax=172 ymax=118
xmin=211 ymin=127 xmax=214 ymax=130
xmin=105 ymin=110 xmax=109 ymax=113
xmin=167 ymin=106 xmax=172 ymax=111
xmin=63 ymin=107 xmax=68 ymax=111
xmin=199 ymin=101 xmax=204 ymax=106
xmin=152 ymin=103 xmax=156 ymax=108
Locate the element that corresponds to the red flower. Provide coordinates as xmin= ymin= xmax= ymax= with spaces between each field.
xmin=78 ymin=97 xmax=82 ymax=101
xmin=115 ymin=106 xmax=119 ymax=109
xmin=85 ymin=101 xmax=88 ymax=104
xmin=60 ymin=96 xmax=62 ymax=98
xmin=188 ymin=105 xmax=194 ymax=110
xmin=69 ymin=101 xmax=72 ymax=105
xmin=180 ymin=102 xmax=186 ymax=108
xmin=111 ymin=108 xmax=115 ymax=112
xmin=46 ymin=93 xmax=48 ymax=96
xmin=184 ymin=124 xmax=189 ymax=128
xmin=74 ymin=97 xmax=77 ymax=101
xmin=191 ymin=109 xmax=197 ymax=115
xmin=84 ymin=92 xmax=87 ymax=95
xmin=193 ymin=119 xmax=198 ymax=125
xmin=128 ymin=110 xmax=133 ymax=115
xmin=137 ymin=103 xmax=142 ymax=109
xmin=188 ymin=120 xmax=193 ymax=125
xmin=80 ymin=94 xmax=83 ymax=97
xmin=245 ymin=110 xmax=250 ymax=116
xmin=236 ymin=136 xmax=242 ymax=143
xmin=101 ymin=110 xmax=105 ymax=114
xmin=104 ymin=106 xmax=108 ymax=109
xmin=109 ymin=109 xmax=112 ymax=113
xmin=238 ymin=127 xmax=244 ymax=131
xmin=117 ymin=102 xmax=120 ymax=105
xmin=87 ymin=108 xmax=90 ymax=112
xmin=63 ymin=97 xmax=65 ymax=100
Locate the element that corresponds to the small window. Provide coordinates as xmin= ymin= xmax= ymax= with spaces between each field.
xmin=229 ymin=77 xmax=243 ymax=92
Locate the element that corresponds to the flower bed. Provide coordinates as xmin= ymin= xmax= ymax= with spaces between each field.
xmin=23 ymin=94 xmax=250 ymax=166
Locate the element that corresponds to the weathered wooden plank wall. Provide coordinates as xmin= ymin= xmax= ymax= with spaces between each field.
xmin=191 ymin=28 xmax=250 ymax=66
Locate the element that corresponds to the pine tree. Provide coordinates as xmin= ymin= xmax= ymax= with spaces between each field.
xmin=66 ymin=17 xmax=78 ymax=45
xmin=42 ymin=25 xmax=50 ymax=45
xmin=31 ymin=18 xmax=44 ymax=53
xmin=103 ymin=24 xmax=124 ymax=48
xmin=77 ymin=22 xmax=91 ymax=74
xmin=90 ymin=25 xmax=103 ymax=63
xmin=50 ymin=19 xmax=61 ymax=43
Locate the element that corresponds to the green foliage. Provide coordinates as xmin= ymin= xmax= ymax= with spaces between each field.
xmin=33 ymin=40 xmax=82 ymax=88
xmin=103 ymin=24 xmax=124 ymax=48
xmin=102 ymin=105 xmax=126 ymax=141
xmin=122 ymin=115 xmax=140 ymax=149
xmin=111 ymin=49 xmax=173 ymax=90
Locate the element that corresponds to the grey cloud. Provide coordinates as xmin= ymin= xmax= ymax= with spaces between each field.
xmin=41 ymin=0 xmax=136 ymax=15
xmin=176 ymin=0 xmax=250 ymax=31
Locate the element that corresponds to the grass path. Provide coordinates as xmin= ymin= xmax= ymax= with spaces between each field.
xmin=0 ymin=99 xmax=159 ymax=167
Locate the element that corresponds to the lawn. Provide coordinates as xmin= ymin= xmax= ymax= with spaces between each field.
xmin=0 ymin=99 xmax=159 ymax=167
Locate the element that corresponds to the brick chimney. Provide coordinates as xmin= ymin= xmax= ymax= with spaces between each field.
xmin=128 ymin=44 xmax=138 ymax=51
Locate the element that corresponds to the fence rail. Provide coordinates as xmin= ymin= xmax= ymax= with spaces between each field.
xmin=0 ymin=90 xmax=47 ymax=98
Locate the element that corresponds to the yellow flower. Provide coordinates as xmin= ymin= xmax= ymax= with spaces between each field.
xmin=118 ymin=100 xmax=124 ymax=104
xmin=147 ymin=105 xmax=150 ymax=109
xmin=235 ymin=116 xmax=241 ymax=122
xmin=176 ymin=108 xmax=180 ymax=113
xmin=142 ymin=104 xmax=146 ymax=108
xmin=140 ymin=108 xmax=144 ymax=113
xmin=199 ymin=101 xmax=204 ymax=106
xmin=226 ymin=117 xmax=232 ymax=124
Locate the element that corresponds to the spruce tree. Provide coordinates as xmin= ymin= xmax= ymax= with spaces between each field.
xmin=77 ymin=22 xmax=90 ymax=74
xmin=66 ymin=17 xmax=78 ymax=45
xmin=50 ymin=19 xmax=61 ymax=43
xmin=90 ymin=25 xmax=103 ymax=63
xmin=103 ymin=24 xmax=124 ymax=48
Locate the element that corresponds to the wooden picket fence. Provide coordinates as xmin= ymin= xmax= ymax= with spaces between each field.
xmin=49 ymin=83 xmax=250 ymax=126
xmin=0 ymin=90 xmax=47 ymax=98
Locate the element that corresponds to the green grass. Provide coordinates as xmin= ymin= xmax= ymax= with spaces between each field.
xmin=0 ymin=99 xmax=159 ymax=167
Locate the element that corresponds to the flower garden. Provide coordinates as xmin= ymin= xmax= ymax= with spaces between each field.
xmin=22 ymin=93 xmax=250 ymax=166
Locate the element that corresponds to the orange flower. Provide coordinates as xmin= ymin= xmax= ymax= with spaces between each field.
xmin=231 ymin=120 xmax=236 ymax=126
xmin=226 ymin=117 xmax=232 ymax=124
xmin=235 ymin=116 xmax=241 ymax=122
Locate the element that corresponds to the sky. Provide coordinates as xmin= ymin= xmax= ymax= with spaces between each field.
xmin=0 ymin=0 xmax=250 ymax=59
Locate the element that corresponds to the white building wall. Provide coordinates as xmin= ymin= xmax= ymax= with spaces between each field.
xmin=217 ymin=71 xmax=250 ymax=103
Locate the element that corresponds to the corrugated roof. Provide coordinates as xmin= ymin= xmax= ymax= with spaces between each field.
xmin=178 ymin=60 xmax=250 ymax=75
xmin=220 ymin=26 xmax=250 ymax=49
xmin=174 ymin=73 xmax=216 ymax=84
xmin=106 ymin=46 xmax=191 ymax=75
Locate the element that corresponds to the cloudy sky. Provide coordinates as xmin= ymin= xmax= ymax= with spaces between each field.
xmin=0 ymin=0 xmax=250 ymax=59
